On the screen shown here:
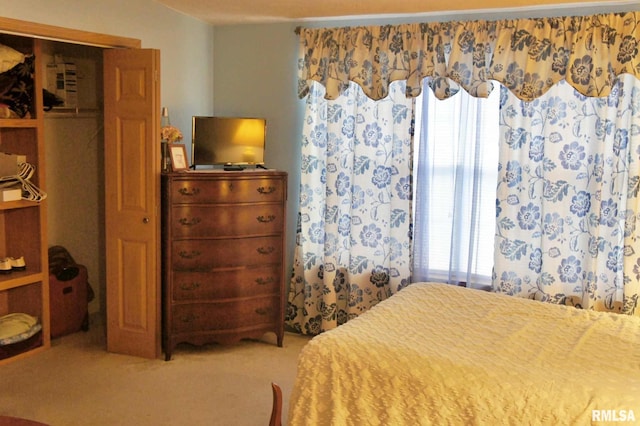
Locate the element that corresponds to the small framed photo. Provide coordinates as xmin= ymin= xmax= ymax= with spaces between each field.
xmin=169 ymin=144 xmax=189 ymax=171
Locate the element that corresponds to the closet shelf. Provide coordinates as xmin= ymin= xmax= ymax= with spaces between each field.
xmin=0 ymin=272 xmax=45 ymax=292
xmin=0 ymin=33 xmax=50 ymax=364
xmin=44 ymin=108 xmax=102 ymax=118
xmin=0 ymin=200 xmax=40 ymax=211
xmin=0 ymin=118 xmax=38 ymax=128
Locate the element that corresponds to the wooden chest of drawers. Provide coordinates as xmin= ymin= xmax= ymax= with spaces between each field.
xmin=161 ymin=170 xmax=287 ymax=360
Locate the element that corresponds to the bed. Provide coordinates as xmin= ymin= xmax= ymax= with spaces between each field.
xmin=287 ymin=283 xmax=640 ymax=425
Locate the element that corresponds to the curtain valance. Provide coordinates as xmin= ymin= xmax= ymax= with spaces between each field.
xmin=297 ymin=12 xmax=640 ymax=101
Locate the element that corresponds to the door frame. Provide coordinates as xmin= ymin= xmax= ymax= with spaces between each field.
xmin=0 ymin=17 xmax=140 ymax=49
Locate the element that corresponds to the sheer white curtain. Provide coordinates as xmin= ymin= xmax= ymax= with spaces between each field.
xmin=412 ymin=80 xmax=499 ymax=289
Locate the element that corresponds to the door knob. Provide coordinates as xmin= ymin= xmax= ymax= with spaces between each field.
xmin=143 ymin=217 xmax=150 ymax=224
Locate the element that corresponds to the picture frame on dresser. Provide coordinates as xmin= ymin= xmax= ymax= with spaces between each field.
xmin=169 ymin=144 xmax=189 ymax=171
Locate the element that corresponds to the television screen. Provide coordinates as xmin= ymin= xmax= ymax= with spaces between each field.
xmin=191 ymin=116 xmax=266 ymax=167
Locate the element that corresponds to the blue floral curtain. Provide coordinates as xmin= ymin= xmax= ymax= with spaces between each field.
xmin=493 ymin=75 xmax=640 ymax=315
xmin=296 ymin=12 xmax=640 ymax=102
xmin=286 ymin=80 xmax=414 ymax=335
xmin=291 ymin=11 xmax=640 ymax=327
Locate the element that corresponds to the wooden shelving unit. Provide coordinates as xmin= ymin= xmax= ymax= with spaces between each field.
xmin=0 ymin=34 xmax=49 ymax=364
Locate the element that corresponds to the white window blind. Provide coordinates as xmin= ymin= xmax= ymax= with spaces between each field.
xmin=412 ymin=83 xmax=500 ymax=289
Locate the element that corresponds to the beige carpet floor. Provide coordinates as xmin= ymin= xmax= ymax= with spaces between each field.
xmin=1 ymin=318 xmax=311 ymax=426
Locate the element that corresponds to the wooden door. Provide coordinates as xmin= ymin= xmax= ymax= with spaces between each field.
xmin=103 ymin=48 xmax=161 ymax=359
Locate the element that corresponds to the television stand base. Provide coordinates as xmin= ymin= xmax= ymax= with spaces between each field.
xmin=224 ymin=164 xmax=245 ymax=171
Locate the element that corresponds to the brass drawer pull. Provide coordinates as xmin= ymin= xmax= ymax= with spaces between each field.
xmin=183 ymin=266 xmax=211 ymax=273
xmin=179 ymin=282 xmax=201 ymax=291
xmin=255 ymin=307 xmax=273 ymax=316
xmin=257 ymin=186 xmax=276 ymax=195
xmin=256 ymin=277 xmax=275 ymax=285
xmin=179 ymin=250 xmax=201 ymax=259
xmin=257 ymin=246 xmax=275 ymax=255
xmin=179 ymin=217 xmax=201 ymax=226
xmin=178 ymin=187 xmax=200 ymax=196
xmin=179 ymin=313 xmax=199 ymax=323
xmin=257 ymin=215 xmax=276 ymax=223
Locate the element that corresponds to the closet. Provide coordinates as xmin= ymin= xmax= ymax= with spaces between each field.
xmin=42 ymin=40 xmax=105 ymax=322
xmin=0 ymin=17 xmax=161 ymax=363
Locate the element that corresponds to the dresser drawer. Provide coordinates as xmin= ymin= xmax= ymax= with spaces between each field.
xmin=170 ymin=177 xmax=285 ymax=204
xmin=171 ymin=265 xmax=281 ymax=301
xmin=170 ymin=296 xmax=279 ymax=333
xmin=173 ymin=237 xmax=282 ymax=270
xmin=171 ymin=204 xmax=283 ymax=238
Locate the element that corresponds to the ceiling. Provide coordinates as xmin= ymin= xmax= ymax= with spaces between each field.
xmin=155 ymin=0 xmax=638 ymax=25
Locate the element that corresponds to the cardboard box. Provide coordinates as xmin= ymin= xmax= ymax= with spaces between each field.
xmin=46 ymin=62 xmax=77 ymax=108
xmin=0 ymin=188 xmax=21 ymax=202
xmin=0 ymin=152 xmax=26 ymax=177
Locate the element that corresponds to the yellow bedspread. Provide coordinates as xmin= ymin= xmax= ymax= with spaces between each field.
xmin=288 ymin=283 xmax=640 ymax=425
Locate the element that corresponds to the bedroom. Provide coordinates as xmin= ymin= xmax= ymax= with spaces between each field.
xmin=3 ymin=0 xmax=636 ymax=331
xmin=1 ymin=0 xmax=639 ymax=424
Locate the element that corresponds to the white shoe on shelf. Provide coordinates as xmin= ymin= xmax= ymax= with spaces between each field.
xmin=0 ymin=258 xmax=11 ymax=274
xmin=10 ymin=256 xmax=26 ymax=271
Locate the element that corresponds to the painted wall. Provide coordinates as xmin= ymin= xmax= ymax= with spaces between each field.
xmin=211 ymin=23 xmax=302 ymax=288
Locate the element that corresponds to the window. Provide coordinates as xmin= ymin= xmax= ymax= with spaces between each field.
xmin=412 ymin=83 xmax=500 ymax=289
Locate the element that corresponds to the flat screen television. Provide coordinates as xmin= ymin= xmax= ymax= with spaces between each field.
xmin=191 ymin=116 xmax=266 ymax=167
